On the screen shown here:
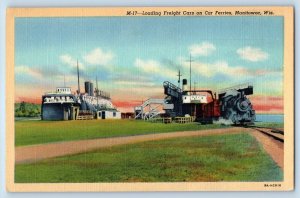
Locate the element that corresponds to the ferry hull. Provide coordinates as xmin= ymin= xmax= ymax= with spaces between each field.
xmin=42 ymin=103 xmax=73 ymax=121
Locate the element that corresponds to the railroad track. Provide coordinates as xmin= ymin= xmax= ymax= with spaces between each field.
xmin=245 ymin=126 xmax=284 ymax=142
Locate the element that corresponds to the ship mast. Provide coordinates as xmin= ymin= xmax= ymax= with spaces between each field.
xmin=77 ymin=59 xmax=80 ymax=94
xmin=96 ymin=76 xmax=99 ymax=108
xmin=64 ymin=74 xmax=66 ymax=87
xmin=189 ymin=53 xmax=193 ymax=93
xmin=177 ymin=69 xmax=182 ymax=88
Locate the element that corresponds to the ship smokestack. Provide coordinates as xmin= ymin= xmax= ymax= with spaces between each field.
xmin=182 ymin=79 xmax=188 ymax=91
xmin=90 ymin=82 xmax=94 ymax=96
xmin=95 ymin=76 xmax=99 ymax=96
xmin=84 ymin=81 xmax=94 ymax=96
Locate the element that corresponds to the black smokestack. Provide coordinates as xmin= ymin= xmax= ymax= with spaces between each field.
xmin=84 ymin=81 xmax=89 ymax=95
xmin=182 ymin=79 xmax=188 ymax=91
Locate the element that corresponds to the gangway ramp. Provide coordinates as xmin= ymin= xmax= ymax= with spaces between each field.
xmin=163 ymin=81 xmax=183 ymax=116
xmin=163 ymin=81 xmax=182 ymax=98
xmin=134 ymin=98 xmax=173 ymax=120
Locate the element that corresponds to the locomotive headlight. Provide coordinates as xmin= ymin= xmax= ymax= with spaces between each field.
xmin=241 ymin=101 xmax=249 ymax=108
xmin=237 ymin=99 xmax=249 ymax=112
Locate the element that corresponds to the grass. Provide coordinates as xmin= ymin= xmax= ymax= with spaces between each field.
xmin=254 ymin=122 xmax=284 ymax=129
xmin=15 ymin=119 xmax=228 ymax=146
xmin=15 ymin=133 xmax=283 ymax=183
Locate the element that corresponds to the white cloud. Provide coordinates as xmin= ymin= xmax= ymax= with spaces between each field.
xmin=15 ymin=65 xmax=42 ymax=79
xmin=178 ymin=55 xmax=268 ymax=79
xmin=237 ymin=46 xmax=269 ymax=62
xmin=135 ymin=58 xmax=161 ymax=73
xmin=135 ymin=58 xmax=177 ymax=79
xmin=115 ymin=80 xmax=156 ymax=87
xmin=189 ymin=42 xmax=216 ymax=57
xmin=115 ymin=86 xmax=163 ymax=99
xmin=181 ymin=60 xmax=249 ymax=78
xmin=83 ymin=48 xmax=114 ymax=66
xmin=60 ymin=54 xmax=84 ymax=69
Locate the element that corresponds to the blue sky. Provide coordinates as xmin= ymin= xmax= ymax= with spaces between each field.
xmin=15 ymin=16 xmax=284 ymax=112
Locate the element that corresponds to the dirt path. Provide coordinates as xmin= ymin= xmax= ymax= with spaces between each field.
xmin=249 ymin=129 xmax=284 ymax=169
xmin=16 ymin=127 xmax=283 ymax=168
xmin=16 ymin=127 xmax=247 ymax=164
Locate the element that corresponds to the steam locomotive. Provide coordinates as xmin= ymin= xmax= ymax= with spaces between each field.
xmin=218 ymin=89 xmax=255 ymax=124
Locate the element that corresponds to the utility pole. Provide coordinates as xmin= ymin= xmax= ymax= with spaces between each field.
xmin=177 ymin=69 xmax=182 ymax=88
xmin=190 ymin=54 xmax=191 ymax=93
xmin=96 ymin=76 xmax=99 ymax=107
xmin=188 ymin=54 xmax=194 ymax=93
xmin=186 ymin=54 xmax=194 ymax=117
xmin=193 ymin=81 xmax=197 ymax=117
xmin=77 ymin=59 xmax=80 ymax=94
xmin=187 ymin=54 xmax=194 ymax=92
xmin=64 ymin=74 xmax=66 ymax=87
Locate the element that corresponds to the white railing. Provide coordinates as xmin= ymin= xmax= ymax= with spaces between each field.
xmin=43 ymin=96 xmax=75 ymax=103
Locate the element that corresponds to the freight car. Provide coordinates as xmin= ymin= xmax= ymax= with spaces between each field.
xmin=163 ymin=79 xmax=255 ymax=125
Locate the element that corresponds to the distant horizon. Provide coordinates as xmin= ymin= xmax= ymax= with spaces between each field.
xmin=15 ymin=94 xmax=284 ymax=114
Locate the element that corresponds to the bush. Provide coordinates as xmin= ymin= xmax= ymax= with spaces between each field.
xmin=15 ymin=102 xmax=41 ymax=117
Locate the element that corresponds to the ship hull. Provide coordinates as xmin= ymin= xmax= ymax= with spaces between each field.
xmin=42 ymin=103 xmax=73 ymax=121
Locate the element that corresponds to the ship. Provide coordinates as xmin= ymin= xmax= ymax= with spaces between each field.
xmin=41 ymin=63 xmax=121 ymax=121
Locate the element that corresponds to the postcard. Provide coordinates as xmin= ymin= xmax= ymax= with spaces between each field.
xmin=6 ymin=7 xmax=294 ymax=191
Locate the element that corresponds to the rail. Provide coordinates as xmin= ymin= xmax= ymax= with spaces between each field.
xmin=77 ymin=115 xmax=94 ymax=120
xmin=149 ymin=117 xmax=172 ymax=124
xmin=77 ymin=110 xmax=94 ymax=120
xmin=246 ymin=126 xmax=284 ymax=142
xmin=163 ymin=81 xmax=182 ymax=99
xmin=78 ymin=110 xmax=93 ymax=115
xmin=163 ymin=81 xmax=182 ymax=93
xmin=174 ymin=116 xmax=196 ymax=124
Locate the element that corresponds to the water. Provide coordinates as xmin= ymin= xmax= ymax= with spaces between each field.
xmin=255 ymin=114 xmax=284 ymax=123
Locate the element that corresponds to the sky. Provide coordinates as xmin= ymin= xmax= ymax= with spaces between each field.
xmin=15 ymin=16 xmax=284 ymax=113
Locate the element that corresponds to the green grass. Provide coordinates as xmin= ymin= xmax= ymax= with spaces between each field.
xmin=15 ymin=119 xmax=228 ymax=146
xmin=15 ymin=133 xmax=283 ymax=183
xmin=254 ymin=122 xmax=284 ymax=128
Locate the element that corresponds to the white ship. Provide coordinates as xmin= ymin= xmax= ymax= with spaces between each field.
xmin=41 ymin=63 xmax=121 ymax=120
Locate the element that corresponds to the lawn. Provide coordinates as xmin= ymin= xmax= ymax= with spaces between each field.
xmin=15 ymin=133 xmax=283 ymax=183
xmin=15 ymin=119 xmax=228 ymax=146
xmin=253 ymin=122 xmax=284 ymax=129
